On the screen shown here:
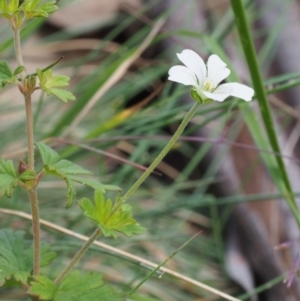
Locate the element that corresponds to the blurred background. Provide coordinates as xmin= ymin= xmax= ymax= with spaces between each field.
xmin=1 ymin=0 xmax=300 ymax=300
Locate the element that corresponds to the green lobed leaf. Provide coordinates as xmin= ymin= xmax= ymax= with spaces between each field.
xmin=0 ymin=229 xmax=56 ymax=286
xmin=49 ymin=88 xmax=76 ymax=103
xmin=39 ymin=0 xmax=58 ymax=14
xmin=35 ymin=142 xmax=60 ymax=165
xmin=0 ymin=230 xmax=29 ymax=285
xmin=0 ymin=176 xmax=19 ymax=198
xmin=28 ymin=270 xmax=125 ymax=301
xmin=0 ymin=0 xmax=19 ymax=18
xmin=79 ymin=191 xmax=146 ymax=239
xmin=23 ymin=0 xmax=42 ymax=10
xmin=28 ymin=275 xmax=57 ymax=300
xmin=7 ymin=0 xmax=19 ymax=14
xmin=0 ymin=60 xmax=14 ymax=89
xmin=37 ymin=69 xmax=75 ymax=103
xmin=35 ymin=143 xmax=121 ymax=207
xmin=69 ymin=175 xmax=121 ymax=193
xmin=45 ymin=160 xmax=93 ymax=208
xmin=53 ymin=160 xmax=92 ymax=176
xmin=0 ymin=158 xmax=19 ymax=197
xmin=0 ymin=1 xmax=7 ymax=12
xmin=0 ymin=158 xmax=17 ymax=178
xmin=39 ymin=243 xmax=57 ymax=268
xmin=20 ymin=0 xmax=58 ymax=19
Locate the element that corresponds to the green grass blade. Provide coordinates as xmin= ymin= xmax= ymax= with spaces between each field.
xmin=230 ymin=0 xmax=300 ymax=226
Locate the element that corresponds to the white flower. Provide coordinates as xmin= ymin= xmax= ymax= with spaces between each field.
xmin=168 ymin=49 xmax=254 ymax=102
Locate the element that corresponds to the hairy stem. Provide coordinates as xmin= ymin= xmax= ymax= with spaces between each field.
xmin=13 ymin=28 xmax=40 ymax=275
xmin=54 ymin=228 xmax=101 ymax=284
xmin=13 ymin=28 xmax=25 ymax=78
xmin=120 ymin=102 xmax=200 ymax=203
xmin=25 ymin=93 xmax=35 ymax=169
xmin=25 ymin=93 xmax=40 ymax=275
xmin=28 ymin=189 xmax=40 ymax=275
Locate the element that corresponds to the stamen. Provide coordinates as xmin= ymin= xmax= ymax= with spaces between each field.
xmin=203 ymin=78 xmax=215 ymax=92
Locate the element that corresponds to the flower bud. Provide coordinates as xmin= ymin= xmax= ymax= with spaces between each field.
xmin=18 ymin=160 xmax=38 ymax=190
xmin=18 ymin=159 xmax=29 ymax=175
xmin=24 ymin=75 xmax=37 ymax=94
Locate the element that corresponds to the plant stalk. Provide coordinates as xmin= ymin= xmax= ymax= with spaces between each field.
xmin=120 ymin=102 xmax=200 ymax=203
xmin=54 ymin=228 xmax=101 ymax=284
xmin=25 ymin=93 xmax=35 ymax=169
xmin=28 ymin=189 xmax=40 ymax=275
xmin=13 ymin=28 xmax=25 ymax=79
xmin=129 ymin=231 xmax=201 ymax=296
xmin=25 ymin=94 xmax=40 ymax=275
xmin=13 ymin=27 xmax=41 ymax=275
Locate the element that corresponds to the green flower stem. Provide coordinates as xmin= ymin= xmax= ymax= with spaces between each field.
xmin=230 ymin=0 xmax=300 ymax=226
xmin=29 ymin=56 xmax=64 ymax=77
xmin=54 ymin=228 xmax=101 ymax=284
xmin=120 ymin=102 xmax=200 ymax=204
xmin=129 ymin=232 xmax=201 ymax=296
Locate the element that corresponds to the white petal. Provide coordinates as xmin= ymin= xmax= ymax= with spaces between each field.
xmin=203 ymin=87 xmax=232 ymax=102
xmin=217 ymin=83 xmax=254 ymax=101
xmin=177 ymin=49 xmax=206 ymax=87
xmin=207 ymin=54 xmax=230 ymax=87
xmin=168 ymin=65 xmax=198 ymax=86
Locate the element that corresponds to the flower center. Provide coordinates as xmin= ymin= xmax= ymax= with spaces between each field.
xmin=203 ymin=78 xmax=215 ymax=92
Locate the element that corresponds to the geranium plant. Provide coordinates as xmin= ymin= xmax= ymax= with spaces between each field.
xmin=0 ymin=1 xmax=254 ymax=300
